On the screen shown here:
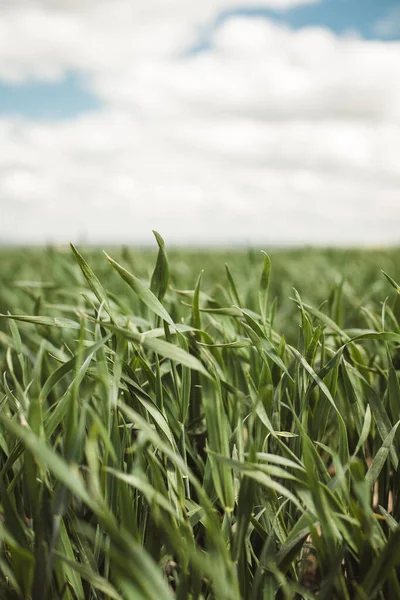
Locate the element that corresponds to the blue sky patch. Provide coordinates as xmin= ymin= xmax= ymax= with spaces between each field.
xmin=0 ymin=72 xmax=101 ymax=120
xmin=189 ymin=0 xmax=400 ymax=54
xmin=219 ymin=0 xmax=400 ymax=39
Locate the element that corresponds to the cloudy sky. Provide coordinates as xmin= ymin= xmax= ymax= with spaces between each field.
xmin=1 ymin=0 xmax=400 ymax=247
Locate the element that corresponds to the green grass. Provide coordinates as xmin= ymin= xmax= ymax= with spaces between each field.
xmin=0 ymin=236 xmax=400 ymax=599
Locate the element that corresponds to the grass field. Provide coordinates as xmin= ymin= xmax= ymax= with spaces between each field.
xmin=1 ymin=237 xmax=400 ymax=599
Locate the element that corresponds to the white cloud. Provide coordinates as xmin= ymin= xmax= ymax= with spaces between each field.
xmin=0 ymin=1 xmax=322 ymax=83
xmin=0 ymin=1 xmax=400 ymax=246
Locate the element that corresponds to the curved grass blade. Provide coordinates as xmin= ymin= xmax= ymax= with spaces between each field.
xmin=0 ymin=314 xmax=80 ymax=329
xmin=365 ymin=420 xmax=400 ymax=488
xmin=98 ymin=321 xmax=210 ymax=377
xmin=259 ymin=251 xmax=271 ymax=325
xmin=104 ymin=252 xmax=174 ymax=326
xmin=70 ymin=243 xmax=113 ymax=317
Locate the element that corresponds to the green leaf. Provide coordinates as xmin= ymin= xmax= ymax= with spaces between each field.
xmin=191 ymin=270 xmax=203 ymax=332
xmin=382 ymin=270 xmax=400 ymax=294
xmin=150 ymin=230 xmax=169 ymax=302
xmin=225 ymin=263 xmax=242 ymax=307
xmin=70 ymin=243 xmax=113 ymax=316
xmin=365 ymin=420 xmax=400 ymax=487
xmin=0 ymin=314 xmax=80 ymax=329
xmin=259 ymin=251 xmax=271 ymax=324
xmin=0 ymin=413 xmax=95 ymax=509
xmin=54 ymin=551 xmax=123 ymax=599
xmin=98 ymin=321 xmax=210 ymax=377
xmin=105 ymin=252 xmax=174 ymax=326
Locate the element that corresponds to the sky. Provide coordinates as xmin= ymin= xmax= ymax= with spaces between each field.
xmin=1 ymin=0 xmax=400 ymax=247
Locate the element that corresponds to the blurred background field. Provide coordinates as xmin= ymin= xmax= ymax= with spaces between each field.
xmin=2 ymin=245 xmax=400 ymax=343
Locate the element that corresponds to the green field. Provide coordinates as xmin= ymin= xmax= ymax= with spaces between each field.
xmin=1 ymin=238 xmax=400 ymax=599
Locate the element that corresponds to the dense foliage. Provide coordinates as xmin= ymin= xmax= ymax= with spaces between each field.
xmin=1 ymin=238 xmax=400 ymax=599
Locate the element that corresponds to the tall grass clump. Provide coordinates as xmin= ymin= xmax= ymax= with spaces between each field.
xmin=0 ymin=235 xmax=400 ymax=599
